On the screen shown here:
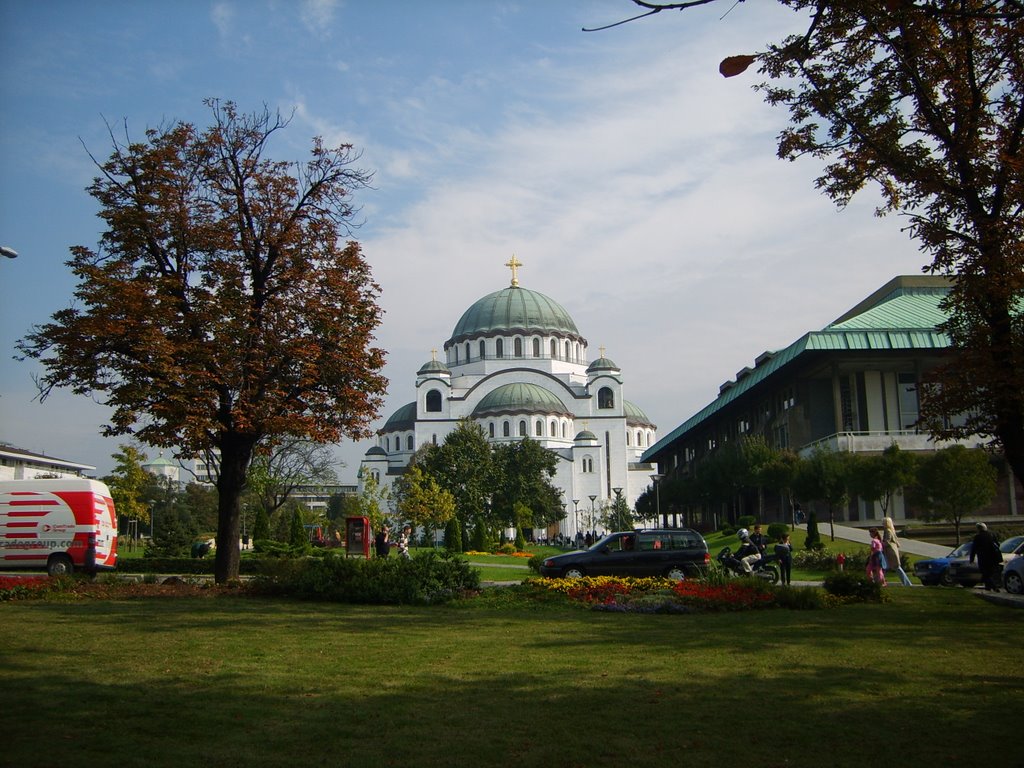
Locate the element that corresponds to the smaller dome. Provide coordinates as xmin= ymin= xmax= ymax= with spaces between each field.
xmin=144 ymin=456 xmax=175 ymax=468
xmin=624 ymin=400 xmax=654 ymax=427
xmin=574 ymin=430 xmax=597 ymax=442
xmin=586 ymin=356 xmax=619 ymax=373
xmin=472 ymin=382 xmax=570 ymax=417
xmin=381 ymin=402 xmax=417 ymax=433
xmin=417 ymin=358 xmax=451 ymax=376
xmin=365 ymin=446 xmax=387 ymax=457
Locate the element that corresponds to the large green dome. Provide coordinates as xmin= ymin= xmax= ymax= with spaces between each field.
xmin=448 ymin=286 xmax=582 ymax=345
xmin=472 ymin=382 xmax=570 ymax=417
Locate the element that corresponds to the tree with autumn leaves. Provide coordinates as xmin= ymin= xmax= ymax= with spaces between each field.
xmin=603 ymin=1 xmax=1024 ymax=483
xmin=18 ymin=101 xmax=387 ymax=583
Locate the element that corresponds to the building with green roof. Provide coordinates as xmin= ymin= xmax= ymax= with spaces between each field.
xmin=360 ymin=259 xmax=660 ymax=538
xmin=641 ymin=276 xmax=1021 ymax=526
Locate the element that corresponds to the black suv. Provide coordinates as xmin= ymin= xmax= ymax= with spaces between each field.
xmin=539 ymin=529 xmax=710 ymax=580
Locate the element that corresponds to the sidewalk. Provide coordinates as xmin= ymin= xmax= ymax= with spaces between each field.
xmin=794 ymin=522 xmax=951 ymax=557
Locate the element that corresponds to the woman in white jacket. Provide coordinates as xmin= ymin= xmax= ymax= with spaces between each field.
xmin=883 ymin=517 xmax=914 ymax=586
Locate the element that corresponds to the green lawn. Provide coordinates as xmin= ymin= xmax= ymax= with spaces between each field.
xmin=2 ymin=587 xmax=1019 ymax=768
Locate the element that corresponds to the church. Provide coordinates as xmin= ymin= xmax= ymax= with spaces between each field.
xmin=359 ymin=258 xmax=659 ymax=539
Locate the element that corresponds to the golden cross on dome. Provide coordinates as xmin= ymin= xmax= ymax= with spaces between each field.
xmin=431 ymin=348 xmax=438 ymax=361
xmin=505 ymin=255 xmax=522 ymax=287
xmin=599 ymin=345 xmax=606 ymax=358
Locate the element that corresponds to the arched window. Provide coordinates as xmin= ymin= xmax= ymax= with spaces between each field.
xmin=562 ymin=422 xmax=568 ymax=438
xmin=465 ymin=343 xmax=471 ymax=361
xmin=550 ymin=419 xmax=557 ymax=436
xmin=564 ymin=340 xmax=570 ymax=359
xmin=513 ymin=337 xmax=522 ymax=357
xmin=550 ymin=339 xmax=557 ymax=359
xmin=426 ymin=389 xmax=442 ymax=412
xmin=453 ymin=347 xmax=459 ymax=365
xmin=479 ymin=340 xmax=486 ymax=359
xmin=432 ymin=434 xmax=437 ymax=445
xmin=489 ymin=423 xmax=495 ymax=438
xmin=637 ymin=431 xmax=644 ymax=447
xmin=598 ymin=386 xmax=614 ymax=409
xmin=407 ymin=435 xmax=414 ymax=450
xmin=533 ymin=338 xmax=541 ymax=357
xmin=519 ymin=420 xmax=527 ymax=437
xmin=535 ymin=419 xmax=543 ymax=437
xmin=626 ymin=431 xmax=631 ymax=446
xmin=496 ymin=338 xmax=504 ymax=358
xmin=503 ymin=421 xmax=510 ymax=437
xmin=385 ymin=437 xmax=390 ymax=452
xmin=575 ymin=342 xmax=581 ymax=361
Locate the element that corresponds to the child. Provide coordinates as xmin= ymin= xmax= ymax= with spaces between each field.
xmin=774 ymin=533 xmax=793 ymax=585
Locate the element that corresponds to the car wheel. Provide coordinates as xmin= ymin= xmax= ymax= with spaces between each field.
xmin=564 ymin=567 xmax=585 ymax=579
xmin=47 ymin=554 xmax=74 ymax=577
xmin=1004 ymin=571 xmax=1024 ymax=595
xmin=666 ymin=566 xmax=687 ymax=581
xmin=939 ymin=570 xmax=955 ymax=587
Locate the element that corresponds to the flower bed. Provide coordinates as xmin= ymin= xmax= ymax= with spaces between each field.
xmin=528 ymin=576 xmax=778 ymax=613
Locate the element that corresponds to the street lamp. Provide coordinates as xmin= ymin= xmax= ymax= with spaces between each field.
xmin=612 ymin=487 xmax=623 ymax=531
xmin=650 ymin=473 xmax=664 ymax=527
xmin=572 ymin=498 xmax=580 ymax=539
xmin=588 ymin=494 xmax=597 ymax=537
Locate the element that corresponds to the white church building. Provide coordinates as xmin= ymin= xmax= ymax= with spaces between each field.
xmin=359 ymin=259 xmax=659 ymax=538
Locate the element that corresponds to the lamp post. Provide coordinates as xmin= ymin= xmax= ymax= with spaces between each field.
xmin=650 ymin=473 xmax=664 ymax=527
xmin=572 ymin=498 xmax=580 ymax=539
xmin=612 ymin=487 xmax=623 ymax=531
xmin=588 ymin=494 xmax=597 ymax=538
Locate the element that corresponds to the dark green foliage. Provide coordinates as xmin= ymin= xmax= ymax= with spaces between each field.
xmin=805 ymin=511 xmax=822 ymax=549
xmin=288 ymin=510 xmax=306 ymax=548
xmin=444 ymin=517 xmax=462 ymax=553
xmin=822 ymin=571 xmax=884 ymax=602
xmin=720 ymin=527 xmax=735 ymax=537
xmin=737 ymin=515 xmax=756 ymax=529
xmin=145 ymin=499 xmax=197 ymax=558
xmin=252 ymin=508 xmax=270 ymax=541
xmin=254 ymin=549 xmax=480 ymax=604
xmin=514 ymin=527 xmax=527 ymax=551
xmin=770 ymin=585 xmax=826 ymax=610
xmin=528 ymin=553 xmax=545 ymax=573
xmin=767 ymin=523 xmax=788 ymax=541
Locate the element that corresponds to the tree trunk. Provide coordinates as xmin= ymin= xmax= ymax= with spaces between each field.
xmin=214 ymin=434 xmax=256 ymax=584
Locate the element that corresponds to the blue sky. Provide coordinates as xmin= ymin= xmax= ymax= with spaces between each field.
xmin=0 ymin=0 xmax=927 ymax=481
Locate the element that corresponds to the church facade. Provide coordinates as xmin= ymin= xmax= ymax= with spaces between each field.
xmin=359 ymin=259 xmax=659 ymax=538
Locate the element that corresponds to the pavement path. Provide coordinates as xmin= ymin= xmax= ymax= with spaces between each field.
xmin=794 ymin=522 xmax=952 ymax=557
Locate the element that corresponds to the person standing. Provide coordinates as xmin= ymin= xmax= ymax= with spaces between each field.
xmin=774 ymin=533 xmax=793 ymax=585
xmin=750 ymin=524 xmax=768 ymax=556
xmin=882 ymin=517 xmax=913 ymax=586
xmin=374 ymin=527 xmax=390 ymax=558
xmin=866 ymin=527 xmax=887 ymax=586
xmin=969 ymin=522 xmax=1002 ymax=591
xmin=397 ymin=525 xmax=412 ymax=559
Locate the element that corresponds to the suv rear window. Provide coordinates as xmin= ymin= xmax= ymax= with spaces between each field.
xmin=637 ymin=532 xmax=701 ymax=551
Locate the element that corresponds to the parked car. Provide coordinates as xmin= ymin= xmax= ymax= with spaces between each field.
xmin=1002 ymin=554 xmax=1024 ymax=595
xmin=913 ymin=542 xmax=973 ymax=586
xmin=538 ymin=529 xmax=710 ymax=580
xmin=948 ymin=535 xmax=1024 ymax=588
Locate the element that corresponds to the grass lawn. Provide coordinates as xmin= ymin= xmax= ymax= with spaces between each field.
xmin=2 ymin=586 xmax=1020 ymax=768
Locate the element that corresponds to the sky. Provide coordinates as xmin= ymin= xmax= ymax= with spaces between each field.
xmin=0 ymin=0 xmax=928 ymax=483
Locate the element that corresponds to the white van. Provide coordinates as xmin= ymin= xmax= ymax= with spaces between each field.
xmin=0 ymin=479 xmax=119 ymax=575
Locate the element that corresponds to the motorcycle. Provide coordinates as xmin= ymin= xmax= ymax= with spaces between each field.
xmin=716 ymin=546 xmax=780 ymax=584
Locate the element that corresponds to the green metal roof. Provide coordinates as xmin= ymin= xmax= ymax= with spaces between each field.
xmin=472 ymin=382 xmax=570 ymax=417
xmin=381 ymin=402 xmax=417 ymax=433
xmin=641 ymin=280 xmax=954 ymax=462
xmin=448 ymin=285 xmax=582 ymax=344
xmin=624 ymin=400 xmax=654 ymax=427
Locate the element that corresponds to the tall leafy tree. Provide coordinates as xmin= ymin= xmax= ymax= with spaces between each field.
xmin=794 ymin=447 xmax=853 ymax=541
xmin=104 ymin=444 xmax=151 ymax=531
xmin=17 ymin=100 xmax=387 ymax=582
xmin=491 ymin=438 xmax=564 ymax=530
xmin=421 ymin=421 xmax=496 ymax=549
xmin=848 ymin=443 xmax=919 ymax=517
xmin=602 ymin=1 xmax=1024 ymax=482
xmin=392 ymin=464 xmax=457 ymax=532
xmin=911 ymin=444 xmax=997 ymax=544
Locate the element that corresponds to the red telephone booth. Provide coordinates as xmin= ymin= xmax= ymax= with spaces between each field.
xmin=345 ymin=516 xmax=370 ymax=558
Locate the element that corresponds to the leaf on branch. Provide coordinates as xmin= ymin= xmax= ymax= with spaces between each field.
xmin=719 ymin=54 xmax=757 ymax=78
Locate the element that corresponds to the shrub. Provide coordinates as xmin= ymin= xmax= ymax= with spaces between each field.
xmin=496 ymin=543 xmax=517 ymax=556
xmin=720 ymin=527 xmax=735 ymax=537
xmin=793 ymin=547 xmax=841 ymax=571
xmin=253 ymin=549 xmax=480 ymax=604
xmin=528 ymin=553 xmax=545 ymax=573
xmin=737 ymin=515 xmax=757 ymax=529
xmin=822 ymin=571 xmax=884 ymax=602
xmin=770 ymin=584 xmax=826 ymax=610
xmin=767 ymin=523 xmax=788 ymax=541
